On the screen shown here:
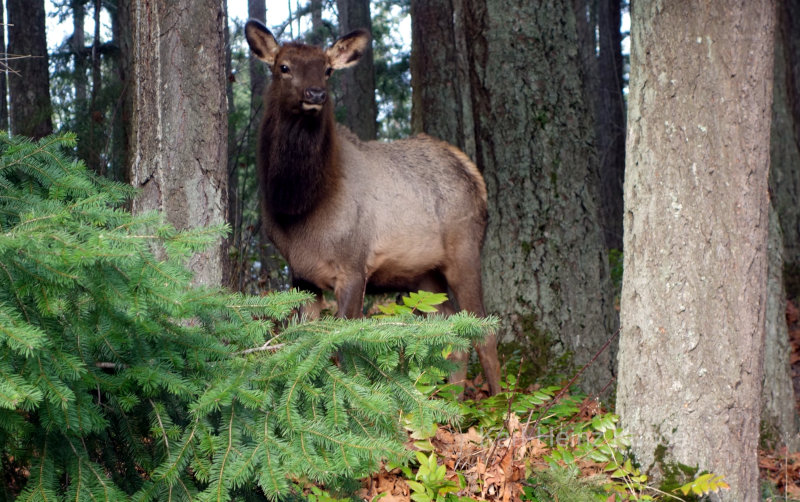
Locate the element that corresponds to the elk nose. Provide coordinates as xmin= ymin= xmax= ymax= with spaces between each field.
xmin=303 ymin=87 xmax=326 ymax=104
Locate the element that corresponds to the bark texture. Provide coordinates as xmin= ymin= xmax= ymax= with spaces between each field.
xmin=7 ymin=0 xmax=53 ymax=139
xmin=616 ymin=2 xmax=775 ymax=499
xmin=410 ymin=0 xmax=475 ymax=160
xmin=126 ymin=0 xmax=229 ymax=286
xmin=335 ymin=0 xmax=377 ymax=140
xmin=464 ymin=0 xmax=617 ymax=394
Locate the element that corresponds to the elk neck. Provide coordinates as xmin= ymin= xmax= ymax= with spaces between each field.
xmin=260 ymin=98 xmax=341 ymax=219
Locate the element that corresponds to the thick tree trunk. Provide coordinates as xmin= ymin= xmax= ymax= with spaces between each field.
xmin=762 ymin=204 xmax=799 ymax=450
xmin=773 ymin=0 xmax=800 ymax=298
xmin=7 ymin=0 xmax=53 ymax=139
xmin=464 ymin=0 xmax=617 ymax=395
xmin=335 ymin=0 xmax=377 ymax=140
xmin=616 ymin=2 xmax=775 ymax=499
xmin=409 ymin=0 xmax=475 ymax=160
xmin=595 ymin=0 xmax=625 ymax=250
xmin=125 ymin=0 xmax=229 ymax=286
xmin=763 ymin=0 xmax=800 ymax=451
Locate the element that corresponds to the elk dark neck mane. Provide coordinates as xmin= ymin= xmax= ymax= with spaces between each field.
xmin=259 ymin=99 xmax=340 ymax=217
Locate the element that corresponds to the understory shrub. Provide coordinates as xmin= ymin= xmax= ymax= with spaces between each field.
xmin=0 ymin=133 xmax=494 ymax=501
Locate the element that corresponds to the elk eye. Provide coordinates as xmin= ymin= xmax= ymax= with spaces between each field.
xmin=325 ymin=67 xmax=333 ymax=77
xmin=279 ymin=64 xmax=290 ymax=74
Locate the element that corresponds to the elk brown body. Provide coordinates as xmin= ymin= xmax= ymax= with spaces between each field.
xmin=245 ymin=20 xmax=501 ymax=395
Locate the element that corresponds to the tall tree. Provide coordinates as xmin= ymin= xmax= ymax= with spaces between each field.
xmin=595 ymin=0 xmax=626 ymax=250
xmin=336 ymin=0 xmax=377 ymax=140
xmin=762 ymin=0 xmax=800 ymax=451
xmin=616 ymin=2 xmax=775 ymax=499
xmin=772 ymin=0 xmax=800 ymax=298
xmin=462 ymin=0 xmax=617 ymax=393
xmin=6 ymin=0 xmax=53 ymax=139
xmin=409 ymin=0 xmax=475 ymax=159
xmin=124 ymin=0 xmax=229 ymax=286
xmin=0 ymin=3 xmax=8 ymax=131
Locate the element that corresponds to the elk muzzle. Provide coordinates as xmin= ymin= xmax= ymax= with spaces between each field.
xmin=302 ymin=87 xmax=327 ymax=112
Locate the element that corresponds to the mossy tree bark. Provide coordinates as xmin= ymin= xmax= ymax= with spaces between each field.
xmin=463 ymin=0 xmax=617 ymax=395
xmin=125 ymin=0 xmax=229 ymax=286
xmin=616 ymin=2 xmax=775 ymax=498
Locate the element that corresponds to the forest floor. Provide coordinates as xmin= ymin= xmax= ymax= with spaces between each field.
xmin=347 ymin=301 xmax=800 ymax=501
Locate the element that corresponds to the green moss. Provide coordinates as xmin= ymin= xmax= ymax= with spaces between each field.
xmin=651 ymin=442 xmax=699 ymax=493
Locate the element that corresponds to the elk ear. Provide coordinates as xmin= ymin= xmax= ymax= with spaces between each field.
xmin=245 ymin=20 xmax=279 ymax=66
xmin=326 ymin=29 xmax=370 ymax=70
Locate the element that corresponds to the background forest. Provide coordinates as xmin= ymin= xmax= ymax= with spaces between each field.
xmin=0 ymin=0 xmax=799 ymax=501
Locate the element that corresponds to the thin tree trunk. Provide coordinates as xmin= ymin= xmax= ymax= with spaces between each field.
xmin=125 ymin=0 xmax=229 ymax=286
xmin=335 ymin=0 xmax=376 ymax=140
xmin=307 ymin=0 xmax=325 ymax=45
xmin=464 ymin=0 xmax=617 ymax=394
xmin=73 ymin=0 xmax=87 ymax=105
xmin=247 ymin=0 xmax=283 ymax=290
xmin=88 ymin=0 xmax=104 ymax=175
xmin=616 ymin=2 xmax=775 ymax=498
xmin=0 ymin=2 xmax=9 ymax=132
xmin=7 ymin=0 xmax=53 ymax=139
xmin=113 ymin=0 xmax=132 ymax=183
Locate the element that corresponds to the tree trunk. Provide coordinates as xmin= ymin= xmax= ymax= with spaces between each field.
xmin=763 ymin=0 xmax=800 ymax=451
xmin=595 ymin=0 xmax=625 ymax=250
xmin=762 ymin=204 xmax=799 ymax=450
xmin=125 ymin=0 xmax=229 ymax=287
xmin=409 ymin=0 xmax=475 ymax=160
xmin=7 ymin=0 xmax=53 ymax=139
xmin=616 ymin=2 xmax=775 ymax=499
xmin=248 ymin=0 xmax=267 ymax=107
xmin=464 ymin=0 xmax=617 ymax=394
xmin=307 ymin=0 xmax=326 ymax=45
xmin=113 ymin=0 xmax=132 ymax=183
xmin=72 ymin=0 xmax=88 ymax=105
xmin=247 ymin=0 xmax=284 ymax=291
xmin=335 ymin=0 xmax=377 ymax=140
xmin=772 ymin=0 xmax=800 ymax=299
xmin=0 ymin=2 xmax=9 ymax=132
xmin=87 ymin=0 xmax=104 ymax=175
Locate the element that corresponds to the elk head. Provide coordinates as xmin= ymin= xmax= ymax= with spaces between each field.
xmin=245 ymin=20 xmax=370 ymax=116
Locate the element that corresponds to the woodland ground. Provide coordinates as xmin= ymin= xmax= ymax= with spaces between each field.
xmin=341 ymin=300 xmax=800 ymax=501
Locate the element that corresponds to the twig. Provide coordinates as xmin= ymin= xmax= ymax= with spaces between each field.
xmin=239 ymin=341 xmax=285 ymax=355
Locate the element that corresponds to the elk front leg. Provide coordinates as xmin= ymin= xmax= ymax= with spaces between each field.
xmin=335 ymin=275 xmax=367 ymax=318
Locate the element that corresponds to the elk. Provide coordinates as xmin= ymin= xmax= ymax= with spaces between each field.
xmin=245 ymin=20 xmax=501 ymax=395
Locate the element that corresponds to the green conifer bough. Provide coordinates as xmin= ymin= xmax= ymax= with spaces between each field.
xmin=0 ymin=133 xmax=495 ymax=501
